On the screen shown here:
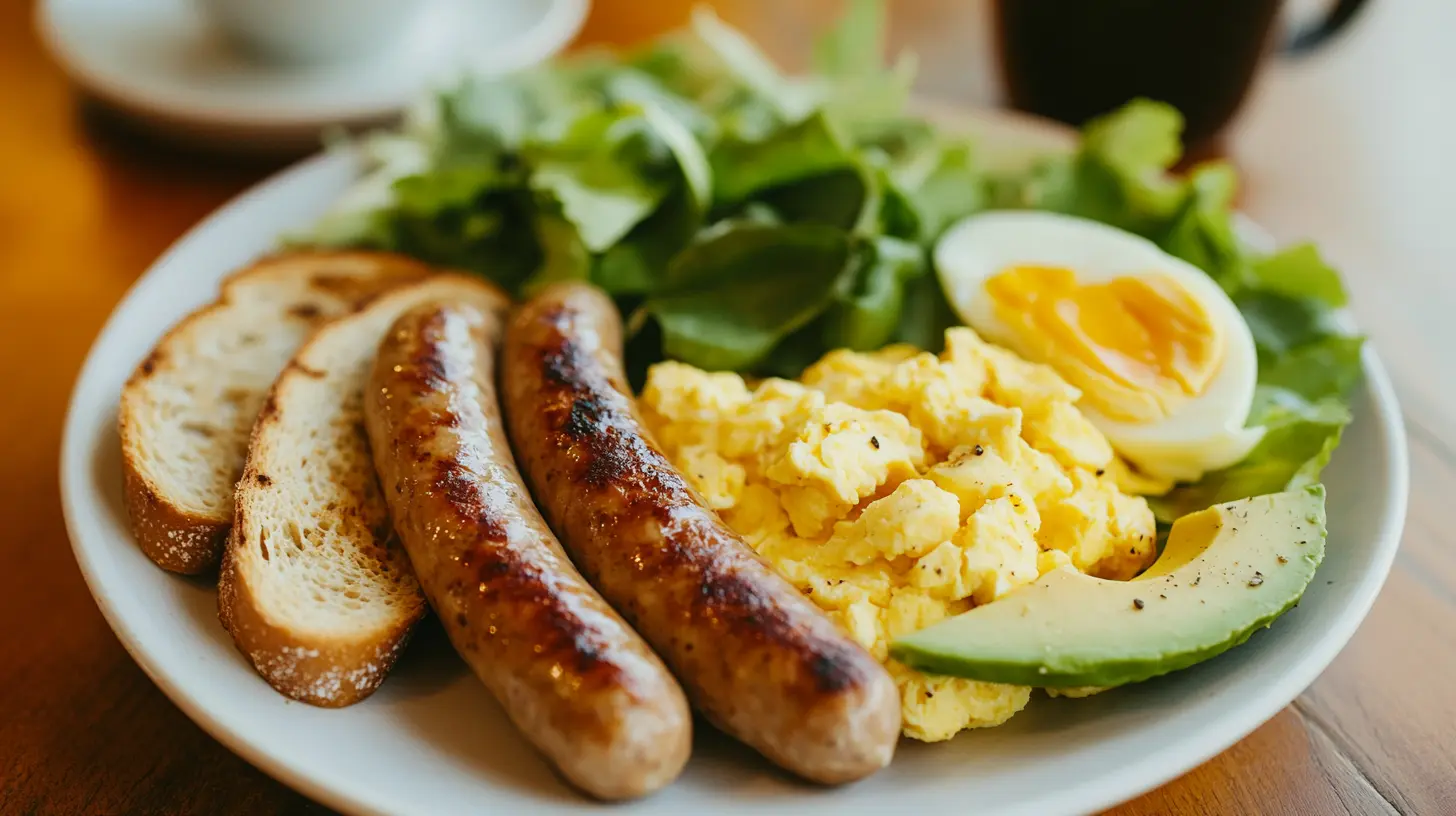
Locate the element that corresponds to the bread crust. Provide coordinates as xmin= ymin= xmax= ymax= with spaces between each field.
xmin=119 ymin=251 xmax=432 ymax=574
xmin=218 ymin=274 xmax=511 ymax=707
xmin=217 ymin=516 xmax=417 ymax=708
xmin=122 ymin=455 xmax=231 ymax=573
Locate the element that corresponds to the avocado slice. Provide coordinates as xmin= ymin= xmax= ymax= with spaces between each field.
xmin=889 ymin=486 xmax=1327 ymax=688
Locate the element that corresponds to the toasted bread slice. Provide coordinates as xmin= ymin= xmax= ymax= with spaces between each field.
xmin=119 ymin=252 xmax=433 ymax=574
xmin=219 ymin=274 xmax=511 ymax=707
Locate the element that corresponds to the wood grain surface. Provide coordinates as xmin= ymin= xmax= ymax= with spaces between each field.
xmin=2 ymin=0 xmax=1453 ymax=813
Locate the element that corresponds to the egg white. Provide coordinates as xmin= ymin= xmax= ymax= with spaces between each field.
xmin=934 ymin=211 xmax=1264 ymax=483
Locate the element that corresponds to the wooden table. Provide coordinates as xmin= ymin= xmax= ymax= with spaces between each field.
xmin=3 ymin=0 xmax=1452 ymax=813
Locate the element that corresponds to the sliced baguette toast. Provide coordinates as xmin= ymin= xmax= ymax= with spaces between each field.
xmin=219 ymin=274 xmax=511 ymax=707
xmin=119 ymin=252 xmax=433 ymax=574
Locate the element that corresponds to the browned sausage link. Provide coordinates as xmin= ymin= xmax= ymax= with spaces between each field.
xmin=502 ymin=283 xmax=902 ymax=784
xmin=365 ymin=303 xmax=692 ymax=800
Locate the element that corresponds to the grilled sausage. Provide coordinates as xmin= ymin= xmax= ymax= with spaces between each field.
xmin=364 ymin=302 xmax=692 ymax=800
xmin=501 ymin=283 xmax=902 ymax=785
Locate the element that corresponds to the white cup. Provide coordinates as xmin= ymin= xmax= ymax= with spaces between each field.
xmin=196 ymin=0 xmax=437 ymax=64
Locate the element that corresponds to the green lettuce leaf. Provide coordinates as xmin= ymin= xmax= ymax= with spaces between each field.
xmin=624 ymin=41 xmax=717 ymax=104
xmin=894 ymin=141 xmax=986 ymax=242
xmin=1258 ymin=334 xmax=1366 ymax=403
xmin=638 ymin=99 xmax=714 ymax=212
xmin=809 ymin=0 xmax=918 ymax=145
xmin=751 ymin=149 xmax=919 ymax=239
xmin=1235 ymin=290 xmax=1348 ymax=359
xmin=709 ymin=111 xmax=856 ymax=204
xmin=811 ymin=0 xmax=884 ymax=79
xmin=644 ymin=223 xmax=851 ymax=370
xmin=593 ymin=188 xmax=700 ymax=295
xmin=528 ymin=108 xmax=675 ymax=252
xmin=523 ymin=211 xmax=591 ymax=293
xmin=1150 ymin=386 xmax=1351 ymax=522
xmin=1156 ymin=161 xmax=1246 ymax=288
xmin=602 ymin=67 xmax=720 ymax=147
xmin=1008 ymin=99 xmax=1186 ymax=233
xmin=854 ymin=116 xmax=935 ymax=162
xmin=865 ymin=159 xmax=924 ymax=240
xmin=892 ymin=270 xmax=959 ymax=353
xmin=1246 ymin=243 xmax=1348 ymax=307
xmin=1083 ymin=98 xmax=1183 ymax=178
xmin=379 ymin=188 xmax=544 ymax=292
xmin=691 ymin=7 xmax=816 ymax=121
xmin=821 ymin=235 xmax=926 ymax=351
xmin=756 ymin=169 xmax=868 ymax=231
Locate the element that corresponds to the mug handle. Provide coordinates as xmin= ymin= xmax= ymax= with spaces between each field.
xmin=1282 ymin=0 xmax=1369 ymax=54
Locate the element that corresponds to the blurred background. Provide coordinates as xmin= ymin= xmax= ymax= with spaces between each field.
xmin=29 ymin=0 xmax=1371 ymax=157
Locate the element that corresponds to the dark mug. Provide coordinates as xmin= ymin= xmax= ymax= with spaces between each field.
xmin=994 ymin=0 xmax=1368 ymax=153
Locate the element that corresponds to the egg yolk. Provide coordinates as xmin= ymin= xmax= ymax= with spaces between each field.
xmin=984 ymin=265 xmax=1224 ymax=423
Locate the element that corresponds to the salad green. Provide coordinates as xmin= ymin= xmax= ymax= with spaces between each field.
xmin=302 ymin=1 xmax=1361 ymax=516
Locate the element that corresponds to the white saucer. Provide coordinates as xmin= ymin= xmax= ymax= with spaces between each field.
xmin=37 ymin=0 xmax=587 ymax=151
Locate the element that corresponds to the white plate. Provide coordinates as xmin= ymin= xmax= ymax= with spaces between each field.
xmin=37 ymin=0 xmax=587 ymax=151
xmin=60 ymin=113 xmax=1409 ymax=816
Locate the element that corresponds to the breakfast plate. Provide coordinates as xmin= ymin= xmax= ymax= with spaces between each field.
xmin=61 ymin=107 xmax=1408 ymax=815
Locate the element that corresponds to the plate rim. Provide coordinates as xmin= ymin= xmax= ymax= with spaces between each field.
xmin=59 ymin=112 xmax=1410 ymax=816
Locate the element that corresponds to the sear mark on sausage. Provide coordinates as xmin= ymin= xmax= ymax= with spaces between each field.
xmin=394 ymin=317 xmax=455 ymax=393
xmin=432 ymin=458 xmax=509 ymax=543
xmin=468 ymin=549 xmax=618 ymax=684
xmin=563 ymin=396 xmax=606 ymax=441
xmin=392 ymin=305 xmax=639 ymax=699
xmin=532 ymin=308 xmax=876 ymax=697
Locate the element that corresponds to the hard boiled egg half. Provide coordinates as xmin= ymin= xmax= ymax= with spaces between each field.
xmin=935 ymin=211 xmax=1263 ymax=484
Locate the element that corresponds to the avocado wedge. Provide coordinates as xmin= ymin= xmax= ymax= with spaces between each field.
xmin=890 ymin=486 xmax=1327 ymax=688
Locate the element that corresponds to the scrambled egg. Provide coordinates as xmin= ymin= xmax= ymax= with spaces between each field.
xmin=639 ymin=327 xmax=1158 ymax=742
